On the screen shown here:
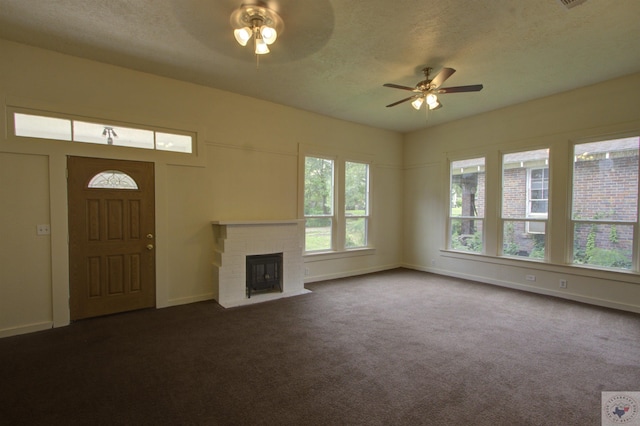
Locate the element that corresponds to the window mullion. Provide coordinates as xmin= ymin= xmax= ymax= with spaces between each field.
xmin=634 ymin=223 xmax=639 ymax=271
xmin=336 ymin=159 xmax=345 ymax=250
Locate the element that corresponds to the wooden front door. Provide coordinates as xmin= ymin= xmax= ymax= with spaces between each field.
xmin=68 ymin=156 xmax=156 ymax=320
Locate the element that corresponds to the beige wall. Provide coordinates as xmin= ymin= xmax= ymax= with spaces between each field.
xmin=0 ymin=40 xmax=403 ymax=337
xmin=403 ymin=72 xmax=640 ymax=313
xmin=0 ymin=153 xmax=52 ymax=333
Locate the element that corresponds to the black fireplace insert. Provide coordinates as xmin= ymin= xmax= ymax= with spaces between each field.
xmin=246 ymin=253 xmax=283 ymax=298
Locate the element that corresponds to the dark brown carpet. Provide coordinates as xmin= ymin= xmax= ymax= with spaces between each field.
xmin=1 ymin=268 xmax=639 ymax=425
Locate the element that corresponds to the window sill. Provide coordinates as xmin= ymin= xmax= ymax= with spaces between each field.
xmin=304 ymin=248 xmax=376 ymax=262
xmin=440 ymin=249 xmax=640 ymax=284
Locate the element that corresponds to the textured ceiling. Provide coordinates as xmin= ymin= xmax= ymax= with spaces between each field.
xmin=0 ymin=0 xmax=639 ymax=133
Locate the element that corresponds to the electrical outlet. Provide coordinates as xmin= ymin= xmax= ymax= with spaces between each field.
xmin=559 ymin=279 xmax=567 ymax=289
xmin=304 ymin=268 xmax=309 ymax=276
xmin=431 ymin=259 xmax=436 ymax=266
xmin=36 ymin=224 xmax=50 ymax=235
xmin=525 ymin=274 xmax=536 ymax=282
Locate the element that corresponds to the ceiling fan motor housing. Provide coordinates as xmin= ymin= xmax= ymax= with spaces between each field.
xmin=416 ymin=80 xmax=432 ymax=91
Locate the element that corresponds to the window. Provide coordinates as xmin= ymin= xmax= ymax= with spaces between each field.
xmin=12 ymin=111 xmax=193 ymax=153
xmin=449 ymin=157 xmax=485 ymax=253
xmin=88 ymin=170 xmax=139 ymax=190
xmin=303 ymin=155 xmax=371 ymax=253
xmin=304 ymin=156 xmax=334 ymax=252
xmin=528 ymin=168 xmax=549 ymax=216
xmin=345 ymin=161 xmax=370 ymax=248
xmin=502 ymin=149 xmax=549 ymax=258
xmin=14 ymin=113 xmax=71 ymax=141
xmin=155 ymin=132 xmax=193 ymax=153
xmin=74 ymin=121 xmax=155 ymax=149
xmin=571 ymin=137 xmax=639 ymax=270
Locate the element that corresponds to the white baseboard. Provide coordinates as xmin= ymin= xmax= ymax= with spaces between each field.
xmin=0 ymin=321 xmax=53 ymax=339
xmin=166 ymin=293 xmax=215 ymax=307
xmin=218 ymin=289 xmax=312 ymax=309
xmin=304 ymin=263 xmax=402 ymax=284
xmin=402 ymin=263 xmax=640 ymax=315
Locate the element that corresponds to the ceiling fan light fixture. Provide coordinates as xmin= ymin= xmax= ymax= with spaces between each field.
xmin=254 ymin=33 xmax=270 ymax=54
xmin=233 ymin=27 xmax=252 ymax=46
xmin=384 ymin=66 xmax=482 ymax=113
xmin=411 ymin=97 xmax=424 ymax=110
xmin=428 ymin=100 xmax=442 ymax=110
xmin=230 ymin=3 xmax=284 ymax=57
xmin=260 ymin=25 xmax=277 ymax=44
xmin=426 ymin=93 xmax=440 ymax=110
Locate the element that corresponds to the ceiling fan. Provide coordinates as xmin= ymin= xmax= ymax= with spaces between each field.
xmin=383 ymin=67 xmax=483 ymax=111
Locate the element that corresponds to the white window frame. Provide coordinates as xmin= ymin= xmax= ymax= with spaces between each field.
xmin=526 ymin=167 xmax=549 ymax=234
xmin=344 ymin=161 xmax=370 ymax=249
xmin=299 ymin=145 xmax=374 ymax=257
xmin=569 ymin=135 xmax=640 ymax=271
xmin=303 ymin=155 xmax=336 ymax=253
xmin=448 ymin=156 xmax=486 ymax=254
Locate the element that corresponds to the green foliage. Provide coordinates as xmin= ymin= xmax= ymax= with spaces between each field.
xmin=574 ymin=224 xmax=631 ymax=269
xmin=451 ymin=220 xmax=461 ymax=235
xmin=586 ymin=248 xmax=632 ymax=269
xmin=451 ymin=227 xmax=482 ymax=253
xmin=450 ymin=221 xmax=462 ymax=250
xmin=529 ymin=247 xmax=545 ymax=259
xmin=466 ymin=232 xmax=483 ymax=252
xmin=450 ymin=231 xmax=463 ymax=250
xmin=304 ymin=157 xmax=333 ymax=216
xmin=305 ymin=223 xmax=331 ymax=251
xmin=503 ymin=222 xmax=519 ymax=255
xmin=305 ymin=218 xmax=327 ymax=227
xmin=586 ymin=225 xmax=596 ymax=255
xmin=345 ymin=162 xmax=368 ymax=213
xmin=345 ymin=218 xmax=366 ymax=248
xmin=529 ymin=234 xmax=545 ymax=259
xmin=609 ymin=225 xmax=618 ymax=244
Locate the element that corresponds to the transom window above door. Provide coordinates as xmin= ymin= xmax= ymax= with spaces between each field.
xmin=11 ymin=109 xmax=194 ymax=154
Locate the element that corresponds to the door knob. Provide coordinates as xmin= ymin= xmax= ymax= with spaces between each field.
xmin=146 ymin=234 xmax=154 ymax=239
xmin=146 ymin=244 xmax=154 ymax=250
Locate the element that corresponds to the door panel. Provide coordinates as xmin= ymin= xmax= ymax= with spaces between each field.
xmin=68 ymin=156 xmax=155 ymax=320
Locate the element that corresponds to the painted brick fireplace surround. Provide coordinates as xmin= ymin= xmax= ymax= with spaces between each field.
xmin=211 ymin=220 xmax=308 ymax=308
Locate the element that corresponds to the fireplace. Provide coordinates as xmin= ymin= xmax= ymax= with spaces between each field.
xmin=211 ymin=220 xmax=309 ymax=308
xmin=246 ymin=253 xmax=283 ymax=298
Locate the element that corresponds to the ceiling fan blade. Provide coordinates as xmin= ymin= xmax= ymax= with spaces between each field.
xmin=436 ymin=84 xmax=483 ymax=94
xmin=386 ymin=95 xmax=418 ymax=107
xmin=430 ymin=67 xmax=456 ymax=88
xmin=383 ymin=83 xmax=417 ymax=91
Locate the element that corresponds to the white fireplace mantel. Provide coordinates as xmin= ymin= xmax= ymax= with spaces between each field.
xmin=211 ymin=219 xmax=303 ymax=226
xmin=211 ymin=220 xmax=309 ymax=308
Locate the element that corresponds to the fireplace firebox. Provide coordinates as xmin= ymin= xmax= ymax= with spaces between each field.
xmin=246 ymin=253 xmax=283 ymax=298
